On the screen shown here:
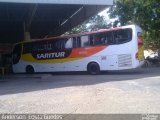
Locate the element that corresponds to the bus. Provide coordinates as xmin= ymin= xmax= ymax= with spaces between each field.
xmin=12 ymin=25 xmax=144 ymax=74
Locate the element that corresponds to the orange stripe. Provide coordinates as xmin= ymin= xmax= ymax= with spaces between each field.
xmin=69 ymin=46 xmax=107 ymax=58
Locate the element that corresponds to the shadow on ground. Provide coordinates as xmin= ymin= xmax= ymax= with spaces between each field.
xmin=0 ymin=67 xmax=159 ymax=95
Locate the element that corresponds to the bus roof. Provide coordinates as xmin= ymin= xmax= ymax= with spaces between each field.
xmin=16 ymin=25 xmax=137 ymax=45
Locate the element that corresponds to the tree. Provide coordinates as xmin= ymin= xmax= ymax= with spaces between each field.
xmin=87 ymin=15 xmax=111 ymax=31
xmin=108 ymin=0 xmax=160 ymax=50
xmin=65 ymin=15 xmax=111 ymax=35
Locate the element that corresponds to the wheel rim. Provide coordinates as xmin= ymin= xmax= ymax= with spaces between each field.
xmin=88 ymin=63 xmax=100 ymax=75
xmin=91 ymin=66 xmax=98 ymax=73
xmin=26 ymin=66 xmax=34 ymax=74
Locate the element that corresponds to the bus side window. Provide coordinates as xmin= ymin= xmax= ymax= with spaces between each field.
xmin=93 ymin=34 xmax=100 ymax=45
xmin=81 ymin=36 xmax=89 ymax=47
xmin=52 ymin=40 xmax=58 ymax=50
xmin=34 ymin=42 xmax=40 ymax=51
xmin=53 ymin=39 xmax=65 ymax=50
xmin=60 ymin=39 xmax=65 ymax=49
xmin=53 ymin=40 xmax=60 ymax=50
xmin=77 ymin=37 xmax=81 ymax=48
xmin=65 ymin=38 xmax=73 ymax=49
xmin=36 ymin=42 xmax=45 ymax=51
xmin=90 ymin=33 xmax=107 ymax=46
xmin=90 ymin=34 xmax=100 ymax=46
xmin=73 ymin=37 xmax=76 ymax=48
xmin=73 ymin=37 xmax=81 ymax=48
xmin=23 ymin=43 xmax=31 ymax=53
xmin=99 ymin=33 xmax=108 ymax=45
xmin=106 ymin=32 xmax=114 ymax=45
xmin=44 ymin=42 xmax=52 ymax=51
xmin=114 ymin=29 xmax=132 ymax=44
xmin=89 ymin=35 xmax=94 ymax=45
xmin=32 ymin=43 xmax=39 ymax=52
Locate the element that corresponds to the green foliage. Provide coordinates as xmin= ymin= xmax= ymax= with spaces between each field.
xmin=87 ymin=15 xmax=111 ymax=31
xmin=65 ymin=23 xmax=88 ymax=34
xmin=65 ymin=15 xmax=111 ymax=35
xmin=108 ymin=0 xmax=160 ymax=50
xmin=144 ymin=30 xmax=160 ymax=51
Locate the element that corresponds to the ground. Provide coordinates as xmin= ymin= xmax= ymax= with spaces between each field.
xmin=0 ymin=67 xmax=160 ymax=114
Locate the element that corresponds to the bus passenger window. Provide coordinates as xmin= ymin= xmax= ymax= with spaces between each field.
xmin=53 ymin=39 xmax=65 ymax=50
xmin=90 ymin=35 xmax=94 ymax=45
xmin=90 ymin=34 xmax=100 ymax=46
xmin=73 ymin=37 xmax=76 ymax=48
xmin=90 ymin=33 xmax=107 ymax=46
xmin=114 ymin=28 xmax=132 ymax=44
xmin=105 ymin=32 xmax=114 ymax=45
xmin=100 ymin=37 xmax=107 ymax=44
xmin=93 ymin=36 xmax=100 ymax=45
xmin=73 ymin=37 xmax=81 ymax=48
xmin=44 ymin=42 xmax=52 ymax=50
xmin=77 ymin=37 xmax=81 ymax=48
xmin=81 ymin=36 xmax=89 ymax=47
xmin=99 ymin=33 xmax=108 ymax=45
xmin=65 ymin=38 xmax=73 ymax=49
xmin=51 ymin=40 xmax=58 ymax=50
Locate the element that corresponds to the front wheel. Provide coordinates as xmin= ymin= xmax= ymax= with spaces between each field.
xmin=26 ymin=65 xmax=35 ymax=74
xmin=87 ymin=62 xmax=100 ymax=75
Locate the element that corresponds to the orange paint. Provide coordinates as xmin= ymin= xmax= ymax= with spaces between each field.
xmin=68 ymin=46 xmax=107 ymax=58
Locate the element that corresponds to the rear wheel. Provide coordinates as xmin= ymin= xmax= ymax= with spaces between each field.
xmin=26 ymin=65 xmax=35 ymax=74
xmin=87 ymin=62 xmax=100 ymax=75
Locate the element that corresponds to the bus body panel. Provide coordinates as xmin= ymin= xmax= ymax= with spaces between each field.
xmin=12 ymin=25 xmax=144 ymax=73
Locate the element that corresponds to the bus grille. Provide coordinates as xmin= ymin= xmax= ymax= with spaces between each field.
xmin=118 ymin=54 xmax=132 ymax=67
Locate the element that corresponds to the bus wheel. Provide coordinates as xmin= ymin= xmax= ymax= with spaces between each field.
xmin=26 ymin=65 xmax=35 ymax=74
xmin=87 ymin=62 xmax=100 ymax=75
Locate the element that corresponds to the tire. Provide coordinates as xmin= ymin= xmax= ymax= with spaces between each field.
xmin=87 ymin=62 xmax=100 ymax=75
xmin=26 ymin=65 xmax=35 ymax=74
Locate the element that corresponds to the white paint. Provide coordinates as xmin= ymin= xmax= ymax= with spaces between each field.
xmin=0 ymin=0 xmax=113 ymax=5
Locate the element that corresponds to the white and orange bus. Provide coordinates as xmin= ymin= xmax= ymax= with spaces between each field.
xmin=12 ymin=25 xmax=144 ymax=74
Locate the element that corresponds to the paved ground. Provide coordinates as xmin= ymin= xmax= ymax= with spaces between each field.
xmin=0 ymin=67 xmax=160 ymax=114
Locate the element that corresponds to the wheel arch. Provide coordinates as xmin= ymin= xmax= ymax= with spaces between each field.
xmin=25 ymin=64 xmax=35 ymax=73
xmin=87 ymin=61 xmax=101 ymax=75
xmin=87 ymin=61 xmax=101 ymax=70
